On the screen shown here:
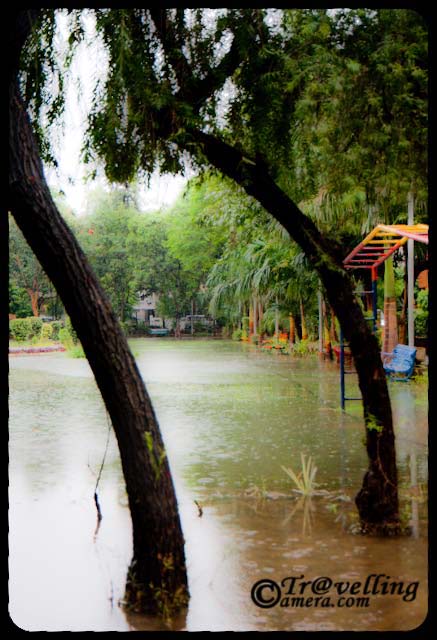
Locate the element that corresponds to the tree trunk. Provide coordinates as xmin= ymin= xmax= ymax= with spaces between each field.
xmin=27 ymin=287 xmax=39 ymax=317
xmin=175 ymin=316 xmax=181 ymax=338
xmin=248 ymin=303 xmax=254 ymax=335
xmin=322 ymin=301 xmax=332 ymax=358
xmin=9 ymin=81 xmax=188 ymax=614
xmin=300 ymin=297 xmax=308 ymax=341
xmin=192 ymin=130 xmax=400 ymax=533
xmin=289 ymin=313 xmax=296 ymax=346
xmin=274 ymin=297 xmax=280 ymax=337
xmin=330 ymin=306 xmax=338 ymax=343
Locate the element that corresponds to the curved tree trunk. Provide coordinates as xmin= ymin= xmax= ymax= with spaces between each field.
xmin=9 ymin=37 xmax=188 ymax=615
xmin=192 ymin=130 xmax=400 ymax=534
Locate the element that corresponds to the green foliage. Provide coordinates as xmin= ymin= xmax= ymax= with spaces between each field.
xmin=231 ymin=328 xmax=243 ymax=341
xmin=50 ymin=320 xmax=63 ymax=340
xmin=384 ymin=256 xmax=396 ymax=299
xmin=68 ymin=345 xmax=86 ymax=358
xmin=9 ymin=282 xmax=33 ymax=317
xmin=414 ymin=289 xmax=428 ymax=337
xmin=74 ymin=191 xmax=139 ymax=321
xmin=144 ymin=432 xmax=167 ymax=481
xmin=9 ymin=214 xmax=53 ymax=315
xmin=58 ymin=327 xmax=73 ymax=348
xmin=25 ymin=9 xmax=426 ymax=211
xmin=366 ymin=415 xmax=383 ymax=433
xmin=291 ymin=339 xmax=318 ymax=357
xmin=120 ymin=320 xmax=136 ymax=336
xmin=29 ymin=317 xmax=43 ymax=337
xmin=9 ymin=317 xmax=43 ymax=341
xmin=58 ymin=318 xmax=79 ymax=349
xmin=412 ymin=367 xmax=428 ymax=386
xmin=9 ymin=319 xmax=30 ymax=342
xmin=65 ymin=317 xmax=78 ymax=344
xmin=41 ymin=323 xmax=53 ymax=340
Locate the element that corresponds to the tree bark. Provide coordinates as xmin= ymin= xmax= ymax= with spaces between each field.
xmin=300 ymin=297 xmax=308 ymax=341
xmin=27 ymin=287 xmax=39 ymax=317
xmin=289 ymin=313 xmax=296 ymax=345
xmin=330 ymin=306 xmax=338 ymax=343
xmin=9 ymin=81 xmax=188 ymax=614
xmin=191 ymin=129 xmax=400 ymax=533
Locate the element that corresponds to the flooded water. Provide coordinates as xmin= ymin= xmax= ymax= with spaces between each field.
xmin=8 ymin=339 xmax=428 ymax=631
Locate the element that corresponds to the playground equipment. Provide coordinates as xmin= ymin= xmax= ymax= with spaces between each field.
xmin=340 ymin=223 xmax=428 ymax=409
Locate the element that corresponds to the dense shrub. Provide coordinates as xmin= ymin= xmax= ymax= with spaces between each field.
xmin=9 ymin=318 xmax=30 ymax=341
xmin=121 ymin=319 xmax=137 ymax=335
xmin=58 ymin=327 xmax=73 ymax=348
xmin=291 ymin=339 xmax=318 ymax=357
xmin=41 ymin=323 xmax=53 ymax=340
xmin=28 ymin=317 xmax=43 ymax=337
xmin=50 ymin=320 xmax=63 ymax=340
xmin=65 ymin=317 xmax=78 ymax=344
xmin=415 ymin=290 xmax=428 ymax=338
xmin=9 ymin=316 xmax=43 ymax=341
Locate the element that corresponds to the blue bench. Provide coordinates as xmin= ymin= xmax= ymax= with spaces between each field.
xmin=383 ymin=344 xmax=417 ymax=381
xmin=149 ymin=328 xmax=170 ymax=336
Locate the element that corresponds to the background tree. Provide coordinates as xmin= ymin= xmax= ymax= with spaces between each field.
xmin=9 ymin=215 xmax=53 ymax=317
xmin=76 ymin=189 xmax=139 ymax=322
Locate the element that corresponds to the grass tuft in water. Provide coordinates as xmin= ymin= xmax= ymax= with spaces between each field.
xmin=281 ymin=453 xmax=318 ymax=496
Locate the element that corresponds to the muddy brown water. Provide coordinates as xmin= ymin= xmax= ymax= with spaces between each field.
xmin=8 ymin=339 xmax=428 ymax=631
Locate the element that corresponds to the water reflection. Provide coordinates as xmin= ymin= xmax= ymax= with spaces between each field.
xmin=9 ymin=341 xmax=428 ymax=631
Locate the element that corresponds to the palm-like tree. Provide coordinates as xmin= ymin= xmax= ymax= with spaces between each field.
xmin=207 ymin=220 xmax=319 ymax=343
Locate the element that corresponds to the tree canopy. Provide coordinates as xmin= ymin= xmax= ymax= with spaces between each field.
xmin=22 ymin=8 xmax=427 ymax=218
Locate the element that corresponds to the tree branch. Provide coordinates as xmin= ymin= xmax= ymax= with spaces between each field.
xmin=149 ymin=8 xmax=247 ymax=113
xmin=187 ymin=127 xmax=343 ymax=264
xmin=8 ymin=9 xmax=41 ymax=82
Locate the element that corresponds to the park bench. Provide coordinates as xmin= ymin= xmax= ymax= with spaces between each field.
xmin=149 ymin=327 xmax=170 ymax=336
xmin=382 ymin=344 xmax=417 ymax=381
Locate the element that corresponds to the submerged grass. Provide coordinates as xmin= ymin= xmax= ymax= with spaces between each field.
xmin=281 ymin=453 xmax=318 ymax=496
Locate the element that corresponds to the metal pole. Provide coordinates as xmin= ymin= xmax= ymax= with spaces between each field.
xmin=318 ymin=287 xmax=323 ymax=354
xmin=407 ymin=192 xmax=415 ymax=347
xmin=340 ymin=327 xmax=345 ymax=410
xmin=371 ymin=267 xmax=378 ymax=335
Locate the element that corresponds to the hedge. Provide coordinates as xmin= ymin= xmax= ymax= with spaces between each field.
xmin=9 ymin=317 xmax=63 ymax=342
xmin=9 ymin=317 xmax=42 ymax=341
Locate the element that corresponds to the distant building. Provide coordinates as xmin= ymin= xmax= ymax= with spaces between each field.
xmin=132 ymin=291 xmax=215 ymax=333
xmin=179 ymin=315 xmax=214 ymax=331
xmin=132 ymin=292 xmax=160 ymax=324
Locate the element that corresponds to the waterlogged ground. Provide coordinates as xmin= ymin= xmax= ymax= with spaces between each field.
xmin=8 ymin=339 xmax=428 ymax=631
